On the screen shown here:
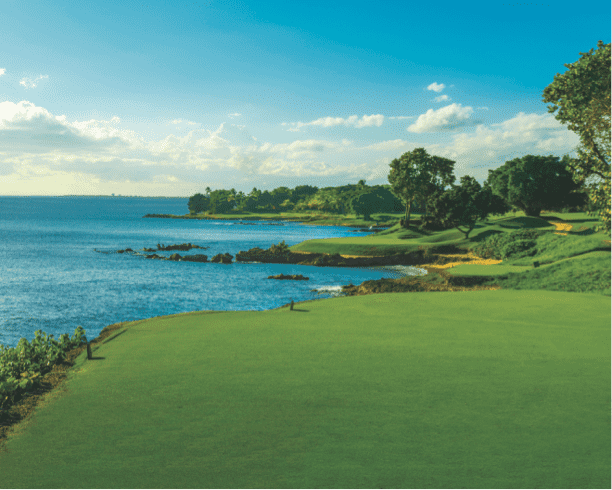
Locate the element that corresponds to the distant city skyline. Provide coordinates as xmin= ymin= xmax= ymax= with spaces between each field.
xmin=0 ymin=0 xmax=609 ymax=196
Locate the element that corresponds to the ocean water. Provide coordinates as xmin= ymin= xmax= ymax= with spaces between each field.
xmin=0 ymin=196 xmax=424 ymax=349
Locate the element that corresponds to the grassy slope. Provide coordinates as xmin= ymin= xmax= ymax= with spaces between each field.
xmin=1 ymin=211 xmax=610 ymax=488
xmin=0 ymin=291 xmax=610 ymax=489
xmin=291 ymin=211 xmax=611 ymax=294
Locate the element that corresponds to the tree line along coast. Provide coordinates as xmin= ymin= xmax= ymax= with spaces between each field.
xmin=177 ymin=151 xmax=603 ymax=238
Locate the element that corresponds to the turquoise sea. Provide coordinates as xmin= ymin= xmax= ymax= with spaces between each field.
xmin=0 ymin=196 xmax=422 ymax=349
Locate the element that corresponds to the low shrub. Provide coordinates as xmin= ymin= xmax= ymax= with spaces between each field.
xmin=0 ymin=326 xmax=87 ymax=411
xmin=500 ymin=239 xmax=538 ymax=259
xmin=470 ymin=229 xmax=544 ymax=260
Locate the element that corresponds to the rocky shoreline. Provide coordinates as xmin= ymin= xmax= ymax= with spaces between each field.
xmin=101 ymin=242 xmax=501 ymax=299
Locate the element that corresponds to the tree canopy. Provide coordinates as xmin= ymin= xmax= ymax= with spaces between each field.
xmin=187 ymin=193 xmax=209 ymax=214
xmin=349 ymin=187 xmax=403 ymax=221
xmin=428 ymin=176 xmax=504 ymax=239
xmin=208 ymin=189 xmax=236 ymax=214
xmin=486 ymin=154 xmax=582 ymax=217
xmin=543 ymin=41 xmax=611 ymax=231
xmin=387 ymin=148 xmax=455 ymax=227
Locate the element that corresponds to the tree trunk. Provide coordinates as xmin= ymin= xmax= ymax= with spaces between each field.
xmin=402 ymin=200 xmax=412 ymax=228
xmin=524 ymin=206 xmax=541 ymax=217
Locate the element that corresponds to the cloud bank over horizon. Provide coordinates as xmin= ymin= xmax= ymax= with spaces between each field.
xmin=0 ymin=99 xmax=580 ymax=196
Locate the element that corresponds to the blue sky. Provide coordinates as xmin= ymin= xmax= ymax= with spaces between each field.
xmin=0 ymin=0 xmax=609 ymax=196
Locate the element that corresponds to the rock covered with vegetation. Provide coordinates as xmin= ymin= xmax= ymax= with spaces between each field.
xmin=211 ymin=253 xmax=233 ymax=264
xmin=267 ymin=274 xmax=309 ymax=280
xmin=151 ymin=243 xmax=208 ymax=251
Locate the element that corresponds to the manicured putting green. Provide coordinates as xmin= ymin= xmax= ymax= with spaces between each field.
xmin=0 ymin=291 xmax=609 ymax=488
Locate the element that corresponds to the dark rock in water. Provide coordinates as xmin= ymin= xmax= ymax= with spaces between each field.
xmin=211 ymin=253 xmax=233 ymax=264
xmin=155 ymin=243 xmax=209 ymax=251
xmin=145 ymin=254 xmax=162 ymax=259
xmin=268 ymin=274 xmax=309 ymax=280
xmin=168 ymin=253 xmax=182 ymax=261
xmin=235 ymin=247 xmax=296 ymax=264
xmin=236 ymin=245 xmax=429 ymax=268
xmin=182 ymin=254 xmax=208 ymax=263
xmin=142 ymin=247 xmax=156 ymax=252
xmin=124 ymin=248 xmax=133 ymax=252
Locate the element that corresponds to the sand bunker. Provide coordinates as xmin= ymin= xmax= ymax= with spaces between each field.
xmin=419 ymin=252 xmax=503 ymax=269
xmin=553 ymin=222 xmax=573 ymax=235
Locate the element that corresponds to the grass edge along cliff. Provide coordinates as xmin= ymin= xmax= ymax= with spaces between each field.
xmin=0 ymin=209 xmax=610 ymax=487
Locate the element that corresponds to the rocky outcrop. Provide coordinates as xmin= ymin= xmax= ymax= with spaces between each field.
xmin=181 ymin=254 xmax=208 ymax=263
xmin=267 ymin=274 xmax=309 ymax=280
xmin=211 ymin=253 xmax=233 ymax=264
xmin=235 ymin=246 xmax=429 ymax=267
xmin=341 ymin=266 xmax=501 ymax=296
xmin=154 ymin=243 xmax=208 ymax=251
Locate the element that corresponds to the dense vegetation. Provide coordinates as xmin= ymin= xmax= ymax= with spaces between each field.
xmin=0 ymin=327 xmax=87 ymax=417
xmin=188 ymin=182 xmax=407 ymax=217
xmin=187 ymin=151 xmax=595 ymax=234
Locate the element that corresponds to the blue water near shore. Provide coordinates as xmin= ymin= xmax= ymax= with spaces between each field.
xmin=0 ymin=196 xmax=423 ymax=349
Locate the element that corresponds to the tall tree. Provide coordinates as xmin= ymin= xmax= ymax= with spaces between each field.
xmin=388 ymin=148 xmax=455 ymax=228
xmin=543 ymin=41 xmax=611 ymax=231
xmin=486 ymin=155 xmax=582 ymax=217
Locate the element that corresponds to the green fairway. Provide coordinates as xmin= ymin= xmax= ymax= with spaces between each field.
xmin=1 ymin=291 xmax=609 ymax=488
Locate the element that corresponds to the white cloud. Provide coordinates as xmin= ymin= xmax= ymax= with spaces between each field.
xmin=434 ymin=95 xmax=449 ymax=103
xmin=19 ymin=75 xmax=48 ymax=89
xmin=0 ymin=101 xmax=129 ymax=155
xmin=426 ymin=112 xmax=580 ymax=179
xmin=227 ymin=113 xmax=242 ymax=118
xmin=285 ymin=114 xmax=384 ymax=132
xmin=0 ymin=68 xmax=6 ymax=77
xmin=355 ymin=114 xmax=384 ymax=128
xmin=0 ymin=99 xmax=584 ymax=195
xmin=407 ymin=103 xmax=478 ymax=133
xmin=427 ymin=82 xmax=445 ymax=93
xmin=388 ymin=116 xmax=414 ymax=120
